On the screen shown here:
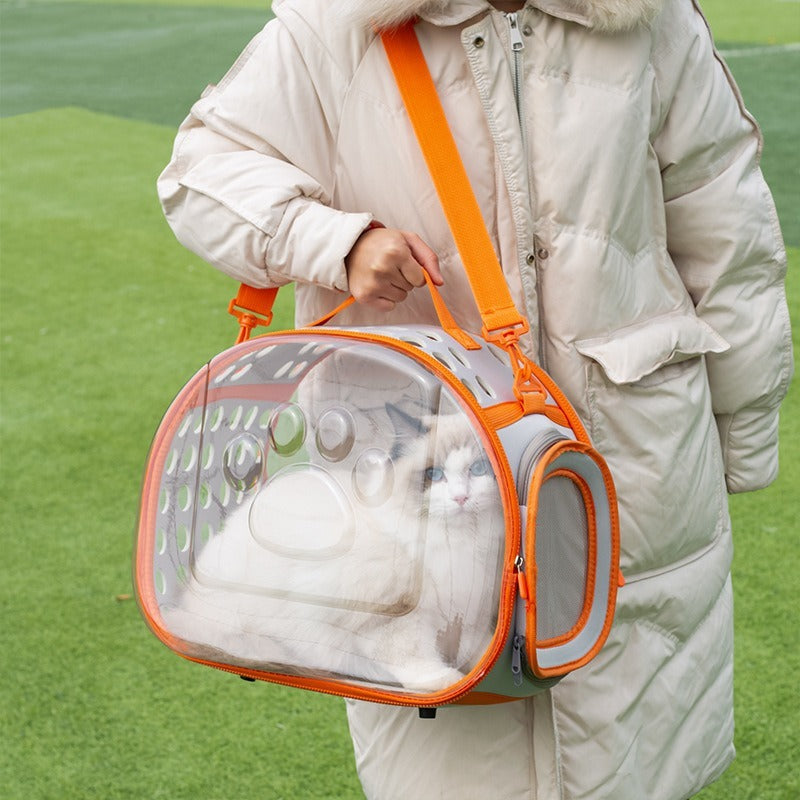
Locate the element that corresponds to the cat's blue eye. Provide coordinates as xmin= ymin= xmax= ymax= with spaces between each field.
xmin=425 ymin=466 xmax=444 ymax=482
xmin=470 ymin=459 xmax=490 ymax=477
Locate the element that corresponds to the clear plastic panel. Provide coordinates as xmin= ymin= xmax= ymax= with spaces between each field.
xmin=152 ymin=335 xmax=505 ymax=694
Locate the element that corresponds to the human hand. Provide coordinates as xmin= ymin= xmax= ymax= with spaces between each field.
xmin=344 ymin=227 xmax=443 ymax=312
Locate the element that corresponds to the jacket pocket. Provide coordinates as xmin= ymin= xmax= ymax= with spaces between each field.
xmin=574 ymin=311 xmax=728 ymax=387
xmin=575 ymin=311 xmax=730 ymax=579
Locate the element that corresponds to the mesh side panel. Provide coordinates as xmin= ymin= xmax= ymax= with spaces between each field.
xmin=534 ymin=476 xmax=589 ymax=642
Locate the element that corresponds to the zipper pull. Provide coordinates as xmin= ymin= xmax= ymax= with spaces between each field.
xmin=514 ymin=554 xmax=529 ymax=602
xmin=508 ymin=12 xmax=525 ymax=52
xmin=511 ymin=634 xmax=524 ymax=686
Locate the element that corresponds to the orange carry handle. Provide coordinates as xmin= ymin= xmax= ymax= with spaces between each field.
xmin=303 ymin=274 xmax=481 ymax=351
xmin=230 ymin=276 xmax=481 ymax=351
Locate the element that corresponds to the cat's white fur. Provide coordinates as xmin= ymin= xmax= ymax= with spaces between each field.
xmin=163 ymin=411 xmax=504 ymax=693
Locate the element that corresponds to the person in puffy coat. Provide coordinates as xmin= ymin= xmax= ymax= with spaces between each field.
xmin=157 ymin=1 xmax=793 ymax=797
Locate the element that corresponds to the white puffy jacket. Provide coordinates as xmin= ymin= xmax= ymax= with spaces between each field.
xmin=157 ymin=1 xmax=793 ymax=797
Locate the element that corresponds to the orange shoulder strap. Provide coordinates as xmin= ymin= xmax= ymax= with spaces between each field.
xmin=380 ymin=23 xmax=528 ymax=344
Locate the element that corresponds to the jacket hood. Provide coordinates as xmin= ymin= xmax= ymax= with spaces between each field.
xmin=333 ymin=0 xmax=664 ymax=32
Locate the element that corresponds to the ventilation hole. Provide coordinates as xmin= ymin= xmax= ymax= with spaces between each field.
xmin=424 ymin=331 xmax=443 ymax=342
xmin=177 ymin=415 xmax=193 ymax=438
xmin=176 ymin=565 xmax=188 ymax=585
xmin=155 ymin=569 xmax=167 ymax=595
xmin=475 ymin=374 xmax=497 ymax=398
xmin=208 ymin=406 xmax=224 ymax=432
xmin=228 ymin=405 xmax=243 ymax=430
xmin=180 ymin=445 xmax=197 ymax=473
xmin=219 ymin=483 xmax=231 ymax=508
xmin=299 ymin=341 xmax=318 ymax=355
xmin=254 ymin=345 xmax=277 ymax=359
xmin=433 ymin=352 xmax=456 ymax=371
xmin=156 ymin=529 xmax=167 ymax=556
xmin=399 ymin=337 xmax=425 ymax=348
xmin=288 ymin=360 xmax=309 ymax=379
xmin=258 ymin=409 xmax=272 ymax=430
xmin=165 ymin=450 xmax=178 ymax=475
xmin=486 ymin=343 xmax=510 ymax=366
xmin=460 ymin=379 xmax=477 ymax=399
xmin=213 ymin=365 xmax=236 ymax=385
xmin=200 ymin=522 xmax=213 ymax=542
xmin=177 ymin=485 xmax=192 ymax=512
xmin=176 ymin=524 xmax=190 ymax=552
xmin=199 ymin=483 xmax=212 ymax=510
xmin=159 ymin=487 xmax=170 ymax=514
xmin=201 ymin=443 xmax=214 ymax=471
xmin=274 ymin=361 xmax=294 ymax=378
xmin=448 ymin=347 xmax=470 ymax=368
xmin=243 ymin=406 xmax=258 ymax=430
xmin=231 ymin=363 xmax=253 ymax=382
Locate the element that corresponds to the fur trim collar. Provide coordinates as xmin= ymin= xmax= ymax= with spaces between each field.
xmin=548 ymin=0 xmax=663 ymax=30
xmin=336 ymin=0 xmax=663 ymax=32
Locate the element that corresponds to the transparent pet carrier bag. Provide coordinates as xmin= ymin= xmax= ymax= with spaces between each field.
xmin=135 ymin=306 xmax=621 ymax=708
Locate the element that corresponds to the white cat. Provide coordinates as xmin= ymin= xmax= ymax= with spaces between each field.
xmin=162 ymin=405 xmax=505 ymax=693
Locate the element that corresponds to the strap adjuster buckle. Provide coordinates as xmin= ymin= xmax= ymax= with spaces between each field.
xmin=481 ymin=318 xmax=530 ymax=348
xmin=228 ymin=298 xmax=274 ymax=344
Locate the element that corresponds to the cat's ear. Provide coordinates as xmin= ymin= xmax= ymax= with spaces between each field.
xmin=385 ymin=403 xmax=430 ymax=437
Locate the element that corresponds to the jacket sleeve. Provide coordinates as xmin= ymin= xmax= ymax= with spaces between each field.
xmin=652 ymin=0 xmax=794 ymax=493
xmin=156 ymin=16 xmax=373 ymax=291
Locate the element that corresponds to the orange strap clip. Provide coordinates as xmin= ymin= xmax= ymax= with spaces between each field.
xmin=228 ymin=285 xmax=278 ymax=343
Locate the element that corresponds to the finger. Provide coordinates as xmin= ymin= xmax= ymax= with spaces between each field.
xmin=351 ymin=275 xmax=408 ymax=306
xmin=397 ymin=258 xmax=427 ymax=289
xmin=368 ymin=297 xmax=397 ymax=313
xmin=390 ymin=268 xmax=418 ymax=292
xmin=349 ymin=281 xmax=397 ymax=311
xmin=378 ymin=283 xmax=409 ymax=303
xmin=403 ymin=232 xmax=443 ymax=285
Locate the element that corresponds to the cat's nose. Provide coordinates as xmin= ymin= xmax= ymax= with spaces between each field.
xmin=452 ymin=494 xmax=468 ymax=507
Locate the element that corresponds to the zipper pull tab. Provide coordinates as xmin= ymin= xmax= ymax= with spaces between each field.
xmin=511 ymin=635 xmax=524 ymax=686
xmin=514 ymin=555 xmax=529 ymax=602
xmin=508 ymin=12 xmax=525 ymax=52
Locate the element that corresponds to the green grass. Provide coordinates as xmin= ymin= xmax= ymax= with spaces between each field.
xmin=702 ymin=0 xmax=800 ymax=44
xmin=0 ymin=2 xmax=272 ymax=125
xmin=0 ymin=1 xmax=797 ymax=798
xmin=713 ymin=45 xmax=800 ymax=246
xmin=0 ymin=107 xmax=352 ymax=800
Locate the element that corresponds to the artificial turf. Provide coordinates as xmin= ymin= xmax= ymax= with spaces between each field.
xmin=0 ymin=1 xmax=797 ymax=798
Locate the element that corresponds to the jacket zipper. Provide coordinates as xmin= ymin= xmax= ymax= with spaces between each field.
xmin=506 ymin=12 xmax=547 ymax=367
xmin=508 ymin=13 xmax=525 ymax=126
